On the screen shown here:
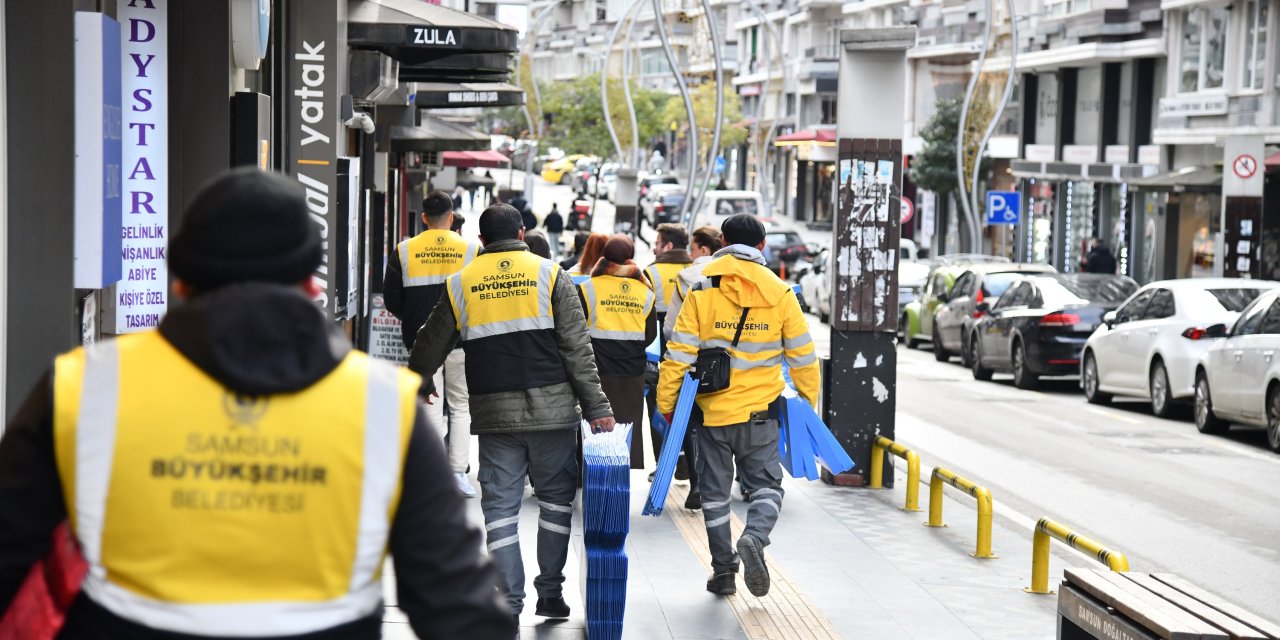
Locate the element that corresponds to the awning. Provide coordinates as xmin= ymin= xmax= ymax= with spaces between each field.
xmin=349 ymin=0 xmax=519 ymax=59
xmin=774 ymin=129 xmax=837 ymax=146
xmin=397 ymin=52 xmax=515 ymax=83
xmin=1266 ymin=151 xmax=1280 ymax=169
xmin=389 ymin=114 xmax=489 ymax=153
xmin=1011 ymin=160 xmax=1157 ymax=183
xmin=442 ymin=150 xmax=511 ymax=169
xmin=415 ymin=82 xmax=524 ymax=108
xmin=1128 ymin=166 xmax=1221 ymax=192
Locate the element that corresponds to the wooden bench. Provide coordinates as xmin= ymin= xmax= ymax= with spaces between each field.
xmin=1058 ymin=569 xmax=1280 ymax=640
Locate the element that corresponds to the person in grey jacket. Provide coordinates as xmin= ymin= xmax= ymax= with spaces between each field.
xmin=408 ymin=203 xmax=614 ymax=623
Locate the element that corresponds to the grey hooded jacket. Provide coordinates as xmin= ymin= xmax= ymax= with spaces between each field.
xmin=408 ymin=239 xmax=613 ymax=434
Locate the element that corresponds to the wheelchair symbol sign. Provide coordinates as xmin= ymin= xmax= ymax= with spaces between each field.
xmin=985 ymin=191 xmax=1021 ymax=225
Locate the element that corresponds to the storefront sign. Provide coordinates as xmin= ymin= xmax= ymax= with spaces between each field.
xmin=287 ymin=0 xmax=339 ymax=314
xmin=1137 ymin=145 xmax=1162 ymax=166
xmin=404 ymin=26 xmax=458 ymax=47
xmin=1062 ymin=145 xmax=1098 ymax=164
xmin=1104 ymin=145 xmax=1130 ymax=164
xmin=448 ymin=90 xmax=499 ymax=104
xmin=73 ymin=12 xmax=123 ymax=290
xmin=367 ymin=295 xmax=410 ymax=365
xmin=1024 ymin=144 xmax=1056 ymax=162
xmin=1158 ymin=94 xmax=1228 ymax=117
xmin=117 ymin=0 xmax=168 ymax=333
xmin=1224 ymin=136 xmax=1264 ymax=197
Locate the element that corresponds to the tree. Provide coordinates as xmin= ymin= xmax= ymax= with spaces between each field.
xmin=539 ymin=74 xmax=670 ymax=162
xmin=910 ymin=94 xmax=996 ymax=252
xmin=660 ymin=82 xmax=748 ymax=163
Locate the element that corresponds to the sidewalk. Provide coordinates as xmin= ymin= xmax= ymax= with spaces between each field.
xmin=381 ymin=449 xmax=1079 ymax=639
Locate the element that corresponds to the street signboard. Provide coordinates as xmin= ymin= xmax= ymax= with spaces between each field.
xmin=986 ymin=191 xmax=1020 ymax=225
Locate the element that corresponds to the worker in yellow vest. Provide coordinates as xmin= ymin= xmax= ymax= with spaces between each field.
xmin=408 ymin=203 xmax=615 ymax=622
xmin=644 ymin=223 xmax=695 ymax=474
xmin=0 ymin=169 xmax=513 ymax=639
xmin=383 ymin=190 xmax=480 ymax=497
xmin=579 ymin=234 xmax=657 ymax=468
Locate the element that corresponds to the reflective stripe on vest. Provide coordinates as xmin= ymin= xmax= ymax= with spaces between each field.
xmin=399 ymin=230 xmax=477 ymax=287
xmin=580 ymin=276 xmax=655 ymax=342
xmin=645 ymin=262 xmax=686 ymax=313
xmin=53 ymin=334 xmax=414 ymax=636
xmin=449 ymin=252 xmax=556 ymax=342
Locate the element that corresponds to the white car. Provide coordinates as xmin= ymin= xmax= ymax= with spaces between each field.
xmin=1081 ymin=278 xmax=1280 ymax=418
xmin=1193 ymin=289 xmax=1280 ymax=450
xmin=799 ymin=249 xmax=832 ymax=322
xmin=589 ymin=163 xmax=619 ymax=199
xmin=689 ymin=190 xmax=766 ymax=229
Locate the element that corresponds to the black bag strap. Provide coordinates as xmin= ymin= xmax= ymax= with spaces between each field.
xmin=731 ymin=307 xmax=751 ymax=348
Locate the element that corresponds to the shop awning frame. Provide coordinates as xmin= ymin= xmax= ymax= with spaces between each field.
xmin=1127 ymin=166 xmax=1222 ymax=192
xmin=389 ymin=115 xmax=489 ymax=153
xmin=774 ymin=129 xmax=837 ymax=147
xmin=349 ymin=0 xmax=519 ymax=58
xmin=1010 ymin=160 xmax=1159 ymax=184
xmin=414 ymin=82 xmax=524 ymax=109
xmin=441 ymin=150 xmax=511 ymax=169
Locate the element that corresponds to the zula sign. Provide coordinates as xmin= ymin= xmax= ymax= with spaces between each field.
xmin=985 ymin=191 xmax=1020 ymax=225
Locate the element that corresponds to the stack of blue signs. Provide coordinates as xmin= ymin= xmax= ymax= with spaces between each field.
xmin=642 ymin=374 xmax=699 ymax=516
xmin=778 ymin=396 xmax=855 ymax=479
xmin=580 ymin=421 xmax=632 ymax=639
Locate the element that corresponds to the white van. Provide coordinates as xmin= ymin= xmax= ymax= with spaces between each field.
xmin=689 ymin=190 xmax=766 ymax=229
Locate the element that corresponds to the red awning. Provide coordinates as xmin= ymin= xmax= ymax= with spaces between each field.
xmin=773 ymin=129 xmax=837 ymax=144
xmin=1266 ymin=151 xmax=1280 ymax=168
xmin=441 ymin=150 xmax=511 ymax=168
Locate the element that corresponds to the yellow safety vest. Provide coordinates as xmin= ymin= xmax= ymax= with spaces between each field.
xmin=51 ymin=332 xmax=419 ymax=636
xmin=579 ymin=275 xmax=655 ymax=342
xmin=398 ymin=229 xmax=477 ymax=286
xmin=447 ymin=250 xmax=566 ymax=394
xmin=644 ymin=262 xmax=688 ymax=314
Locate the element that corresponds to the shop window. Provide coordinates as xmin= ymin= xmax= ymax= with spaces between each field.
xmin=820 ymin=95 xmax=838 ymax=125
xmin=1180 ymin=7 xmax=1229 ymax=93
xmin=1243 ymin=0 xmax=1269 ymax=90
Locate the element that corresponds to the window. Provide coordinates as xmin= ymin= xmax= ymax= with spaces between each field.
xmin=1116 ymin=290 xmax=1154 ymax=324
xmin=982 ymin=273 xmax=1025 ymax=298
xmin=1234 ymin=298 xmax=1270 ymax=335
xmin=1259 ymin=300 xmax=1280 ymax=334
xmin=1243 ymin=0 xmax=1270 ymax=90
xmin=951 ymin=273 xmax=976 ymax=298
xmin=997 ymin=283 xmax=1030 ymax=309
xmin=1195 ymin=288 xmax=1267 ymax=312
xmin=1146 ymin=289 xmax=1176 ymax=319
xmin=1180 ymin=7 xmax=1229 ymax=93
xmin=820 ymin=95 xmax=838 ymax=125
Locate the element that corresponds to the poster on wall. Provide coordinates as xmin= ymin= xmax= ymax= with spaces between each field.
xmin=116 ymin=0 xmax=168 ymax=333
xmin=367 ymin=295 xmax=410 ymax=365
xmin=833 ymin=139 xmax=901 ymax=333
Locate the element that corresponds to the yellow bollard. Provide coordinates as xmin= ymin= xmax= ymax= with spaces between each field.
xmin=925 ymin=467 xmax=995 ymax=558
xmin=1026 ymin=517 xmax=1130 ymax=595
xmin=870 ymin=436 xmax=921 ymax=512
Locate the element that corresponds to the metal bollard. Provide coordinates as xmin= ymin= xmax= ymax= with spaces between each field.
xmin=924 ymin=467 xmax=995 ymax=558
xmin=869 ymin=436 xmax=921 ymax=512
xmin=1026 ymin=517 xmax=1130 ymax=595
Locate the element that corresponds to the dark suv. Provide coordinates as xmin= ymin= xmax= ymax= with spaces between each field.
xmin=765 ymin=230 xmax=808 ymax=278
xmin=932 ymin=263 xmax=1058 ymax=365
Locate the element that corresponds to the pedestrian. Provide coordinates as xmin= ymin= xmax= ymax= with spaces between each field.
xmin=484 ymin=170 xmax=495 ymax=206
xmin=452 ymin=184 xmax=466 ymax=212
xmin=451 ymin=211 xmax=467 ymax=234
xmin=0 ymin=168 xmax=514 ymax=639
xmin=579 ymin=234 xmax=658 ymax=468
xmin=544 ymin=203 xmax=565 ymax=259
xmin=521 ymin=207 xmax=538 ymax=232
xmin=408 ymin=203 xmax=615 ymax=622
xmin=525 ymin=229 xmax=552 ymax=259
xmin=1085 ymin=238 xmax=1117 ymax=274
xmin=644 ymin=223 xmax=694 ymax=475
xmin=570 ymin=232 xmax=608 ymax=275
xmin=560 ymin=231 xmax=590 ymax=271
xmin=658 ymin=213 xmax=820 ymax=599
xmin=383 ymin=190 xmax=480 ymax=497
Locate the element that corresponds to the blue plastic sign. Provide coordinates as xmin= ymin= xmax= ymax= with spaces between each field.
xmin=714 ymin=155 xmax=726 ymax=175
xmin=986 ymin=191 xmax=1021 ymax=225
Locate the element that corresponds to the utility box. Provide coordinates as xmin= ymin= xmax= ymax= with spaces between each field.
xmin=614 ymin=167 xmax=639 ymax=235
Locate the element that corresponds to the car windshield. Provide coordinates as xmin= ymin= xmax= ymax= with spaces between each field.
xmin=1038 ymin=277 xmax=1138 ymax=307
xmin=981 ymin=272 xmax=1025 ymax=297
xmin=714 ymin=198 xmax=759 ymax=216
xmin=662 ymin=194 xmax=686 ymax=205
xmin=649 ymin=176 xmax=679 ymax=186
xmin=1194 ymin=288 xmax=1268 ymax=313
xmin=766 ymin=232 xmax=802 ymax=248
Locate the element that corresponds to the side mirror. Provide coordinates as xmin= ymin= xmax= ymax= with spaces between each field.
xmin=975 ymin=302 xmax=990 ymax=314
xmin=1102 ymin=310 xmax=1117 ymax=328
xmin=806 ymin=242 xmax=822 ymax=257
xmin=1205 ymin=323 xmax=1228 ymax=339
xmin=936 ymin=291 xmax=950 ymax=303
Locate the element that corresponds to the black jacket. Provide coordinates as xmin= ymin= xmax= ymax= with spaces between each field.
xmin=0 ymin=284 xmax=513 ymax=640
xmin=544 ymin=210 xmax=564 ymax=233
xmin=1085 ymin=247 xmax=1117 ymax=274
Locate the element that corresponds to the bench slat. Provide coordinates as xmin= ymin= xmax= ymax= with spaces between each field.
xmin=1065 ymin=569 xmax=1227 ymax=640
xmin=1123 ymin=574 xmax=1267 ymax=640
xmin=1059 ymin=585 xmax=1160 ymax=640
xmin=1151 ymin=575 xmax=1280 ymax=640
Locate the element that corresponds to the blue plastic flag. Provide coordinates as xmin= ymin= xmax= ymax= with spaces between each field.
xmin=645 ymin=337 xmax=661 ymax=364
xmin=643 ymin=375 xmax=698 ymax=516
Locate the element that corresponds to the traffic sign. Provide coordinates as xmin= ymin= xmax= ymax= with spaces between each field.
xmin=714 ymin=155 xmax=726 ymax=175
xmin=1233 ymin=154 xmax=1257 ymax=180
xmin=985 ymin=191 xmax=1020 ymax=225
xmin=901 ymin=197 xmax=914 ymax=224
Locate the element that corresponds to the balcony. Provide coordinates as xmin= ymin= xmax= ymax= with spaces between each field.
xmin=804 ymin=44 xmax=840 ymax=61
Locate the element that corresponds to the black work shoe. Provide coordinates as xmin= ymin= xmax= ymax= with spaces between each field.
xmin=534 ymin=597 xmax=571 ymax=619
xmin=684 ymin=490 xmax=702 ymax=510
xmin=736 ymin=534 xmax=771 ymax=597
xmin=674 ymin=455 xmax=690 ymax=481
xmin=706 ymin=571 xmax=737 ymax=595
xmin=648 ymin=470 xmax=656 ymax=483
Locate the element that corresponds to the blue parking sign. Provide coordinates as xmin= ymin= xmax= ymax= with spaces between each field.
xmin=986 ymin=191 xmax=1021 ymax=225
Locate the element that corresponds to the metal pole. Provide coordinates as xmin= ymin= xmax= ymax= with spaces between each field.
xmin=623 ymin=6 xmax=643 ymax=168
xmin=956 ymin=0 xmax=993 ymax=252
xmin=689 ymin=0 xmax=725 ymax=229
xmin=969 ymin=0 xmax=1018 ymax=243
xmin=653 ymin=0 xmax=699 ymax=210
xmin=603 ymin=0 xmax=647 ymax=163
xmin=741 ymin=0 xmax=774 ymax=208
xmin=741 ymin=0 xmax=784 ymax=212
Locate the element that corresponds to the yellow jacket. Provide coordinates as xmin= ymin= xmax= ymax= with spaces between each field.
xmin=658 ymin=253 xmax=820 ymax=426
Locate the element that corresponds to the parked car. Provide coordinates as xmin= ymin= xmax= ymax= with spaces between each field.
xmin=589 ymin=163 xmax=619 ymax=199
xmin=540 ymin=154 xmax=586 ymax=184
xmin=1194 ymin=289 xmax=1280 ymax=450
xmin=970 ymin=274 xmax=1138 ymax=389
xmin=798 ymin=249 xmax=832 ymax=321
xmin=764 ymin=228 xmax=809 ymax=279
xmin=570 ymin=157 xmax=599 ymax=192
xmin=900 ymin=255 xmax=1011 ymax=350
xmin=641 ymin=184 xmax=687 ymax=226
xmin=1081 ymin=278 xmax=1280 ymax=418
xmin=898 ymin=260 xmax=931 ymax=317
xmin=689 ymin=190 xmax=766 ymax=229
xmin=933 ymin=263 xmax=1059 ymax=365
xmin=636 ymin=173 xmax=680 ymax=206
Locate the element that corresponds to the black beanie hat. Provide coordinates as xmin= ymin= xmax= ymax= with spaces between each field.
xmin=721 ymin=213 xmax=766 ymax=248
xmin=170 ymin=168 xmax=323 ymax=290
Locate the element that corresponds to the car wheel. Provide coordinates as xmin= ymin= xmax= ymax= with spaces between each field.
xmin=1194 ymin=373 xmax=1229 ymax=435
xmin=560 ymin=174 xmax=571 ymax=185
xmin=933 ymin=325 xmax=949 ymax=362
xmin=819 ymin=308 xmax=830 ymax=324
xmin=1012 ymin=341 xmax=1039 ymax=390
xmin=1083 ymin=352 xmax=1110 ymax=404
xmin=902 ymin=314 xmax=921 ymax=349
xmin=1149 ymin=360 xmax=1175 ymax=419
xmin=971 ymin=334 xmax=993 ymax=381
xmin=959 ymin=330 xmax=974 ymax=368
xmin=1268 ymin=385 xmax=1280 ymax=453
